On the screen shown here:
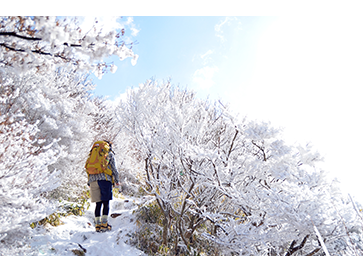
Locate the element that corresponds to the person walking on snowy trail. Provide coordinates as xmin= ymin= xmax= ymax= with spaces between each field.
xmin=85 ymin=140 xmax=120 ymax=232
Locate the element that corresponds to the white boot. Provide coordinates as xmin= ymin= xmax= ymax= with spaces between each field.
xmin=95 ymin=216 xmax=101 ymax=232
xmin=101 ymin=215 xmax=112 ymax=232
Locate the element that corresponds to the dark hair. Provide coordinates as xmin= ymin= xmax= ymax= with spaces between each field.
xmin=104 ymin=140 xmax=115 ymax=154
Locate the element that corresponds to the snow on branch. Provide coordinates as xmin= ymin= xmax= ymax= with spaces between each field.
xmin=0 ymin=16 xmax=138 ymax=78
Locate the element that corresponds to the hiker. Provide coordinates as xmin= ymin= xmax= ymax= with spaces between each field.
xmin=85 ymin=140 xmax=120 ymax=232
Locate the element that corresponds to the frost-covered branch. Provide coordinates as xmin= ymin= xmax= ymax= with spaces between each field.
xmin=0 ymin=16 xmax=138 ymax=78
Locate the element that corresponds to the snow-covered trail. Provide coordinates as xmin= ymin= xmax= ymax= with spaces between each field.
xmin=30 ymin=197 xmax=145 ymax=256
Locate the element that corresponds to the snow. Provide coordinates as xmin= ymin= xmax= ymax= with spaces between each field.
xmin=29 ymin=197 xmax=145 ymax=256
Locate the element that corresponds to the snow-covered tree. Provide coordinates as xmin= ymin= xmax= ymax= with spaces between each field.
xmin=0 ymin=71 xmax=61 ymax=245
xmin=0 ymin=16 xmax=138 ymax=254
xmin=6 ymin=67 xmax=102 ymax=200
xmin=0 ymin=16 xmax=138 ymax=77
xmin=115 ymin=80 xmax=363 ymax=255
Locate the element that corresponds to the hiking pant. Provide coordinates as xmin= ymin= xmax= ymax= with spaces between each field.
xmin=93 ymin=180 xmax=112 ymax=217
xmin=89 ymin=179 xmax=113 ymax=203
xmin=95 ymin=201 xmax=110 ymax=217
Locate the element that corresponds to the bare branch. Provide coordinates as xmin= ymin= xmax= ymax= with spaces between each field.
xmin=306 ymin=248 xmax=321 ymax=256
xmin=0 ymin=31 xmax=42 ymax=41
xmin=0 ymin=42 xmax=70 ymax=61
xmin=225 ymin=128 xmax=239 ymax=166
xmin=251 ymin=140 xmax=267 ymax=161
xmin=285 ymin=235 xmax=309 ymax=256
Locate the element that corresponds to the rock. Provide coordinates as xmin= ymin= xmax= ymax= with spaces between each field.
xmin=71 ymin=249 xmax=85 ymax=256
xmin=110 ymin=213 xmax=122 ymax=218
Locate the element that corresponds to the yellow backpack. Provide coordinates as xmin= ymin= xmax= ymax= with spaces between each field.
xmin=85 ymin=141 xmax=113 ymax=178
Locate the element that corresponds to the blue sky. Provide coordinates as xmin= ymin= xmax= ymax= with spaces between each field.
xmin=88 ymin=15 xmax=363 ymax=201
xmin=90 ymin=16 xmax=276 ymax=101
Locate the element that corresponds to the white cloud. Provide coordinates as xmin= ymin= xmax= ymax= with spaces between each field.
xmin=215 ymin=17 xmax=229 ymax=42
xmin=123 ymin=17 xmax=140 ymax=37
xmin=214 ymin=17 xmax=241 ymax=42
xmin=131 ymin=27 xmax=140 ymax=37
xmin=192 ymin=66 xmax=219 ymax=90
xmin=104 ymin=91 xmax=129 ymax=109
xmin=77 ymin=16 xmax=140 ymax=39
xmin=200 ymin=49 xmax=214 ymax=65
xmin=201 ymin=49 xmax=213 ymax=59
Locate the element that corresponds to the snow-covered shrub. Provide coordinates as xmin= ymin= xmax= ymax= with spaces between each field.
xmin=132 ymin=199 xmax=221 ymax=256
xmin=0 ymin=75 xmax=60 ymax=250
xmin=115 ymin=80 xmax=363 ymax=256
xmin=0 ymin=68 xmax=98 ymax=201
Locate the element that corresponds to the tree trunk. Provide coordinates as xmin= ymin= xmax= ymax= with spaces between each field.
xmin=162 ymin=216 xmax=168 ymax=245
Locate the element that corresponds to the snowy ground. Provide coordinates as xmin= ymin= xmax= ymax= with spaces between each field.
xmin=29 ymin=196 xmax=146 ymax=256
